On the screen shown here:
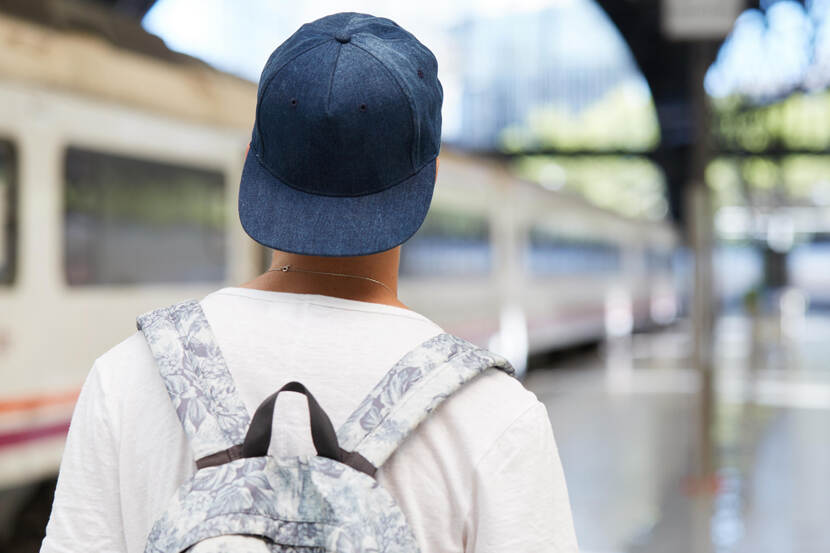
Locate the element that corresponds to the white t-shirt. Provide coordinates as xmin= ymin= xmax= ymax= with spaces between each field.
xmin=41 ymin=287 xmax=578 ymax=553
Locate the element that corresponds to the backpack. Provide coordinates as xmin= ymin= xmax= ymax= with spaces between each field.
xmin=136 ymin=299 xmax=514 ymax=553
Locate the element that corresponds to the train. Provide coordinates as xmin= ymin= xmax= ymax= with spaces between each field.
xmin=0 ymin=5 xmax=678 ymax=522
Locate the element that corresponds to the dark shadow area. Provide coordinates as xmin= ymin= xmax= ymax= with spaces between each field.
xmin=527 ymin=340 xmax=603 ymax=373
xmin=0 ymin=478 xmax=56 ymax=553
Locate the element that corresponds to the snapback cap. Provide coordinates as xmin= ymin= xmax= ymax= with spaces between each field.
xmin=238 ymin=12 xmax=443 ymax=256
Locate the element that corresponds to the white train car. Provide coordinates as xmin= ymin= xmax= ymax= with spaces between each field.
xmin=0 ymin=9 xmax=677 ymax=509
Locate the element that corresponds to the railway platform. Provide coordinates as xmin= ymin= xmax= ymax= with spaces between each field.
xmin=527 ymin=314 xmax=830 ymax=553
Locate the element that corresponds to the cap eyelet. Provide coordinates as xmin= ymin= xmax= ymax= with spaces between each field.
xmin=417 ymin=69 xmax=424 ymax=79
xmin=290 ymin=98 xmax=298 ymax=106
xmin=359 ymin=104 xmax=367 ymax=112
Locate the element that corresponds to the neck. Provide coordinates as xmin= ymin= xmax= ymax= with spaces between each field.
xmin=239 ymin=247 xmax=407 ymax=309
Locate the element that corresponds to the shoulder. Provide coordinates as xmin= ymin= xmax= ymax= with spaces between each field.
xmin=93 ymin=330 xmax=157 ymax=390
xmin=383 ymin=360 xmax=544 ymax=474
xmin=85 ymin=329 xmax=174 ymax=433
xmin=376 ymin=362 xmax=555 ymax=547
xmin=438 ymin=368 xmax=545 ymax=463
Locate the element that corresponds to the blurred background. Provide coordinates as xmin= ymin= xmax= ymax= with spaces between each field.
xmin=0 ymin=0 xmax=828 ymax=551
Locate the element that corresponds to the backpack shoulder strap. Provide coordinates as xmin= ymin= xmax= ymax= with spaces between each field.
xmin=336 ymin=333 xmax=514 ymax=469
xmin=136 ymin=299 xmax=251 ymax=465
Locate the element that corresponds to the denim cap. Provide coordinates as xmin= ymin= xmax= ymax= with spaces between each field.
xmin=239 ymin=12 xmax=443 ymax=256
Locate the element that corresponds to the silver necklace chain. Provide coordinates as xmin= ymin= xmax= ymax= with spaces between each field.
xmin=265 ymin=264 xmax=395 ymax=295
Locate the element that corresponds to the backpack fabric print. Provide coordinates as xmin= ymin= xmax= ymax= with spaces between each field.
xmin=136 ymin=300 xmax=513 ymax=553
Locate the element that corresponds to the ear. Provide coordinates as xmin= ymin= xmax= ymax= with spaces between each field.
xmin=435 ymin=157 xmax=440 ymax=183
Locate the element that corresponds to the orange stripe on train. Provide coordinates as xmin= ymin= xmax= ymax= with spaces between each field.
xmin=0 ymin=390 xmax=80 ymax=414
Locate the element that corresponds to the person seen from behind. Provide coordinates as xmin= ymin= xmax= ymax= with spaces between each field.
xmin=41 ymin=12 xmax=578 ymax=553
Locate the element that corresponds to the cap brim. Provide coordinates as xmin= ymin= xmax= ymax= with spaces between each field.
xmin=238 ymin=151 xmax=436 ymax=257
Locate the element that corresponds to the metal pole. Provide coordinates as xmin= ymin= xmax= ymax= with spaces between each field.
xmin=688 ymin=41 xmax=718 ymax=483
xmin=689 ymin=181 xmax=715 ymax=480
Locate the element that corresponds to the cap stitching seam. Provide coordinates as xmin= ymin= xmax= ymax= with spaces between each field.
xmin=326 ymin=44 xmax=344 ymax=112
xmin=255 ymin=39 xmax=331 ymax=154
xmin=259 ymin=40 xmax=330 ymax=106
xmin=350 ymin=41 xmax=418 ymax=170
xmin=346 ymin=13 xmax=363 ymax=28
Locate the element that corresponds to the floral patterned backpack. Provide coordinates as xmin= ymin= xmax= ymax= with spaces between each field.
xmin=136 ymin=299 xmax=513 ymax=553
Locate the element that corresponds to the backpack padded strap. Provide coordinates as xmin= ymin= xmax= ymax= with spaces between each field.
xmin=137 ymin=300 xmax=251 ymax=462
xmin=336 ymin=333 xmax=514 ymax=469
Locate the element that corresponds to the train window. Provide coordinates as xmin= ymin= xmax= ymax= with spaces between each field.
xmin=400 ymin=209 xmax=491 ymax=277
xmin=525 ymin=226 xmax=620 ymax=276
xmin=64 ymin=147 xmax=226 ymax=285
xmin=0 ymin=140 xmax=17 ymax=285
xmin=647 ymin=248 xmax=674 ymax=273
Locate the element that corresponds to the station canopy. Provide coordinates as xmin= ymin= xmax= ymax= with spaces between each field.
xmin=445 ymin=2 xmax=665 ymax=220
xmin=707 ymin=0 xmax=830 ymax=241
xmin=449 ymin=3 xmax=659 ymax=153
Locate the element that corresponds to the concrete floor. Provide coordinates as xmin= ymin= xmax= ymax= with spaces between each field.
xmin=525 ymin=315 xmax=830 ymax=553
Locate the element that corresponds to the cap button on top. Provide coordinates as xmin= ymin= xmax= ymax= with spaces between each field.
xmin=335 ymin=33 xmax=351 ymax=44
